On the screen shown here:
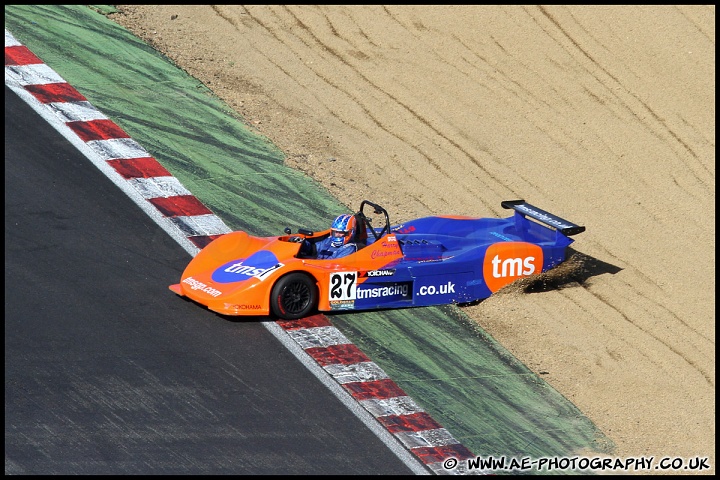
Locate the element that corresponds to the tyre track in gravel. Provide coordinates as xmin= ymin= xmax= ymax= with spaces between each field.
xmin=536 ymin=5 xmax=713 ymax=193
xmin=227 ymin=5 xmax=513 ymax=213
xmin=212 ymin=5 xmax=465 ymax=211
xmin=580 ymin=280 xmax=714 ymax=387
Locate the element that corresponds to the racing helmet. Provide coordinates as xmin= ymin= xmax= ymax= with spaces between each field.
xmin=330 ymin=214 xmax=357 ymax=247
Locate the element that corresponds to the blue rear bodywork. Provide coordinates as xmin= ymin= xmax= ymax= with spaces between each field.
xmin=351 ymin=202 xmax=583 ymax=311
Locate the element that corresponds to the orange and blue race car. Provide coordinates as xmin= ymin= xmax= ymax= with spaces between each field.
xmin=169 ymin=200 xmax=585 ymax=320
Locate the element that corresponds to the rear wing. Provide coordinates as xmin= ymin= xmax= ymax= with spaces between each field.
xmin=501 ymin=200 xmax=585 ymax=236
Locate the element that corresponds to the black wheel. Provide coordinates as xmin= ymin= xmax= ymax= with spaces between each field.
xmin=270 ymin=273 xmax=317 ymax=320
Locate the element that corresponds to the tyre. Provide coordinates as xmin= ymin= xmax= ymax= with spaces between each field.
xmin=270 ymin=273 xmax=317 ymax=320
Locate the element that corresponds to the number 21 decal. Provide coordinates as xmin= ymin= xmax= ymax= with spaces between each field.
xmin=329 ymin=272 xmax=357 ymax=300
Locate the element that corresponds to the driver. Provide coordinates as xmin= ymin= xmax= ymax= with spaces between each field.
xmin=289 ymin=213 xmax=358 ymax=260
xmin=314 ymin=214 xmax=358 ymax=259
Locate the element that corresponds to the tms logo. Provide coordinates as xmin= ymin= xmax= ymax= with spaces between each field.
xmin=212 ymin=250 xmax=283 ymax=283
xmin=491 ymin=255 xmax=535 ymax=277
xmin=483 ymin=242 xmax=543 ymax=293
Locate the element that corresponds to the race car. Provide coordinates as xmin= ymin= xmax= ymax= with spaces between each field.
xmin=169 ymin=200 xmax=585 ymax=320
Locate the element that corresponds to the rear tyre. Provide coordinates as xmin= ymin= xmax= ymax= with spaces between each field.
xmin=270 ymin=273 xmax=317 ymax=320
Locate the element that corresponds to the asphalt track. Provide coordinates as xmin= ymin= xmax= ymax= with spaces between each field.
xmin=5 ymin=4 xmax=613 ymax=474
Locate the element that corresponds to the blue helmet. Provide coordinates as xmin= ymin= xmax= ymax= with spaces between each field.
xmin=330 ymin=214 xmax=357 ymax=247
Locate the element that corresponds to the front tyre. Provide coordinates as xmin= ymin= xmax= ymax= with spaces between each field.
xmin=270 ymin=273 xmax=317 ymax=320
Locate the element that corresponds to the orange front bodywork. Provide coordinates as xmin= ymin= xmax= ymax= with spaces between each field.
xmin=169 ymin=230 xmax=404 ymax=316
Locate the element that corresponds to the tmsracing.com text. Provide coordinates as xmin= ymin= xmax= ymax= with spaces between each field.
xmin=441 ymin=455 xmax=712 ymax=473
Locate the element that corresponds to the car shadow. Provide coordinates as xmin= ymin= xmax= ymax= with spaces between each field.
xmin=511 ymin=247 xmax=622 ymax=294
xmin=457 ymin=248 xmax=622 ymax=307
